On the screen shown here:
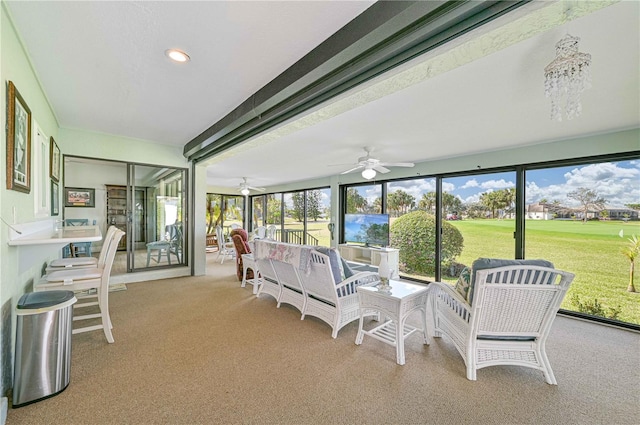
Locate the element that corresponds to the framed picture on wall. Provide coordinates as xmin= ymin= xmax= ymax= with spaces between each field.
xmin=64 ymin=187 xmax=95 ymax=207
xmin=51 ymin=181 xmax=59 ymax=215
xmin=50 ymin=137 xmax=61 ymax=182
xmin=6 ymin=81 xmax=32 ymax=193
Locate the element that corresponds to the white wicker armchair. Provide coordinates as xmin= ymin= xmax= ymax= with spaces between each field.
xmin=298 ymin=250 xmax=380 ymax=338
xmin=428 ymin=261 xmax=574 ymax=384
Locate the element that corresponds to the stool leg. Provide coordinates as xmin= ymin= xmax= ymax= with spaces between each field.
xmin=146 ymin=248 xmax=152 ymax=267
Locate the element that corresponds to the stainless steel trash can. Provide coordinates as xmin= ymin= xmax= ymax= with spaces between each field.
xmin=13 ymin=290 xmax=76 ymax=408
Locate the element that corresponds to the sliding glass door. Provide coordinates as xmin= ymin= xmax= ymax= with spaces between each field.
xmin=128 ymin=165 xmax=187 ymax=271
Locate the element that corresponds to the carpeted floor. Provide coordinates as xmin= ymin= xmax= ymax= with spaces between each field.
xmin=7 ymin=255 xmax=640 ymax=424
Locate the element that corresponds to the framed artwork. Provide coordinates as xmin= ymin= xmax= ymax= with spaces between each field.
xmin=6 ymin=81 xmax=32 ymax=193
xmin=51 ymin=181 xmax=59 ymax=216
xmin=64 ymin=187 xmax=95 ymax=207
xmin=50 ymin=137 xmax=61 ymax=182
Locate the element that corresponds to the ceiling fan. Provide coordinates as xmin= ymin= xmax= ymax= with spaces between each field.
xmin=340 ymin=147 xmax=415 ymax=179
xmin=238 ymin=177 xmax=265 ymax=196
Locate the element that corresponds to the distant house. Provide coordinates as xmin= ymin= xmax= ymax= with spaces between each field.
xmin=526 ymin=203 xmax=639 ymax=221
xmin=603 ymin=208 xmax=639 ymax=221
xmin=526 ymin=203 xmax=553 ymax=220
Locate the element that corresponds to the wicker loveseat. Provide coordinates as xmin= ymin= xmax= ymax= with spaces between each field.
xmin=428 ymin=258 xmax=575 ymax=384
xmin=253 ymin=239 xmax=380 ymax=337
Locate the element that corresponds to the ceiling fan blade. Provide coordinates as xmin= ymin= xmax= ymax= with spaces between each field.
xmin=380 ymin=162 xmax=415 ymax=167
xmin=341 ymin=165 xmax=364 ymax=174
xmin=374 ymin=165 xmax=391 ymax=174
xmin=248 ymin=186 xmax=265 ymax=192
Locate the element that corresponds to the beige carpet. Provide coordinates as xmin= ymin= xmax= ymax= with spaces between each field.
xmin=7 ymin=255 xmax=640 ymax=424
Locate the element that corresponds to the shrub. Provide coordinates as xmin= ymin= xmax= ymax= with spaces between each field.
xmin=390 ymin=211 xmax=464 ymax=276
xmin=570 ymin=294 xmax=621 ymax=320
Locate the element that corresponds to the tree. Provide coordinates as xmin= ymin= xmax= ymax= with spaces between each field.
xmin=480 ymin=191 xmax=502 ymax=218
xmin=291 ymin=192 xmax=305 ymax=222
xmin=442 ymin=192 xmax=462 ymax=215
xmin=205 ymin=194 xmax=222 ymax=234
xmin=625 ymin=203 xmax=640 ymax=210
xmin=465 ymin=202 xmax=489 ymax=219
xmin=418 ymin=192 xmax=435 ymax=211
xmin=266 ymin=198 xmax=282 ymax=224
xmin=418 ymin=191 xmax=461 ymax=215
xmin=346 ymin=187 xmax=368 ymax=213
xmin=387 ymin=190 xmax=415 ymax=217
xmin=567 ymin=188 xmax=606 ymax=223
xmin=306 ymin=190 xmax=323 ymax=221
xmin=621 ymin=235 xmax=640 ymax=292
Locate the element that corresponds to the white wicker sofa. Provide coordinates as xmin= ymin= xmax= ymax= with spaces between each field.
xmin=254 ymin=240 xmax=380 ymax=338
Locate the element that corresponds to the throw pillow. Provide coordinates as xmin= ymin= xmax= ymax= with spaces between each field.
xmin=314 ymin=247 xmax=344 ymax=284
xmin=454 ymin=267 xmax=471 ymax=300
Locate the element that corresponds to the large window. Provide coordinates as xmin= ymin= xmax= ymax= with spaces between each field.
xmin=340 ymin=153 xmax=640 ymax=328
xmin=387 ymin=178 xmax=436 ymax=281
xmin=205 ymin=193 xmax=245 ymax=235
xmin=525 ymin=160 xmax=640 ymax=325
xmin=441 ymin=172 xmax=516 ymax=282
xmin=251 ymin=187 xmax=330 ymax=245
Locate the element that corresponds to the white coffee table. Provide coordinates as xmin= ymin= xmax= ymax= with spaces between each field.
xmin=355 ymin=280 xmax=430 ymax=365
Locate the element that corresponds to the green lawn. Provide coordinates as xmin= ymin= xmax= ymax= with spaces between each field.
xmin=276 ymin=217 xmax=640 ymax=325
xmin=449 ymin=219 xmax=640 ymax=325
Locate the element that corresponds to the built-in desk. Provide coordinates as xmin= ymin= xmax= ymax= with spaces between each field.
xmin=7 ymin=220 xmax=102 ymax=274
xmin=8 ymin=225 xmax=102 ymax=246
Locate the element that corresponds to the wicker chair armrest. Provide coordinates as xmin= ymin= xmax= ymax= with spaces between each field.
xmin=336 ymin=272 xmax=380 ymax=297
xmin=429 ymin=281 xmax=472 ymax=320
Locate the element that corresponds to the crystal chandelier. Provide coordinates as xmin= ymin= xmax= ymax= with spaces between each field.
xmin=544 ymin=34 xmax=591 ymax=121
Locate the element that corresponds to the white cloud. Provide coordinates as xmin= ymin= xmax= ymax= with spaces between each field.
xmin=460 ymin=179 xmax=479 ymax=189
xmin=528 ymin=162 xmax=640 ymax=208
xmin=479 ymin=179 xmax=514 ymax=190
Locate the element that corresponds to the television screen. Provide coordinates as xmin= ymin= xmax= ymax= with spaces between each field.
xmin=344 ymin=213 xmax=389 ymax=247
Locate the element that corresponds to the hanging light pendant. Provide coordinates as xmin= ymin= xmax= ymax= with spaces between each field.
xmin=544 ymin=34 xmax=591 ymax=121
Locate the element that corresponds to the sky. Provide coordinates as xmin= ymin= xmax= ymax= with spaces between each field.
xmin=355 ymin=160 xmax=640 ymax=209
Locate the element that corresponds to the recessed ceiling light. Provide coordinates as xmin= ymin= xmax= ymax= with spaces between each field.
xmin=165 ymin=49 xmax=190 ymax=63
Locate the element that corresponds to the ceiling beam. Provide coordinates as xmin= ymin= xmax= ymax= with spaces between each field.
xmin=184 ymin=0 xmax=530 ymax=162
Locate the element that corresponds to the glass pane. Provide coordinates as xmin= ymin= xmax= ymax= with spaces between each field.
xmin=306 ymin=188 xmax=331 ymax=246
xmin=251 ymin=195 xmax=264 ymax=230
xmin=387 ymin=178 xmax=436 ymax=281
xmin=223 ymin=196 xmax=244 ymax=232
xmin=345 ymin=184 xmax=382 ymax=213
xmin=526 ymin=160 xmax=640 ymax=325
xmin=441 ymin=172 xmax=516 ymax=283
xmin=132 ymin=166 xmax=185 ymax=270
xmin=283 ymin=192 xmax=305 ymax=244
xmin=206 ymin=194 xmax=222 ymax=235
xmin=266 ymin=193 xmax=282 ymax=241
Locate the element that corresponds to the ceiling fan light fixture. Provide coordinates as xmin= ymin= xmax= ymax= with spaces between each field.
xmin=240 ymin=187 xmax=250 ymax=196
xmin=362 ymin=168 xmax=376 ymax=180
xmin=165 ymin=48 xmax=190 ymax=63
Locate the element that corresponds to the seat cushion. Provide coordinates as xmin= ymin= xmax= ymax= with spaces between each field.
xmin=468 ymin=258 xmax=555 ymax=305
xmin=49 ymin=257 xmax=98 ymax=267
xmin=46 ymin=268 xmax=102 ymax=282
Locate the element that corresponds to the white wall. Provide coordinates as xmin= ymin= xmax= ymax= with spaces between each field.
xmin=0 ymin=3 xmax=192 ymax=400
xmin=0 ymin=2 xmax=62 ymax=398
xmin=64 ymin=160 xmax=127 ymax=252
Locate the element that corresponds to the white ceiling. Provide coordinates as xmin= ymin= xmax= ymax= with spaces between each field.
xmin=6 ymin=1 xmax=639 ymax=192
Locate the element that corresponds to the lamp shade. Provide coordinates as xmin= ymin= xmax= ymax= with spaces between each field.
xmin=362 ymin=168 xmax=376 ymax=180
